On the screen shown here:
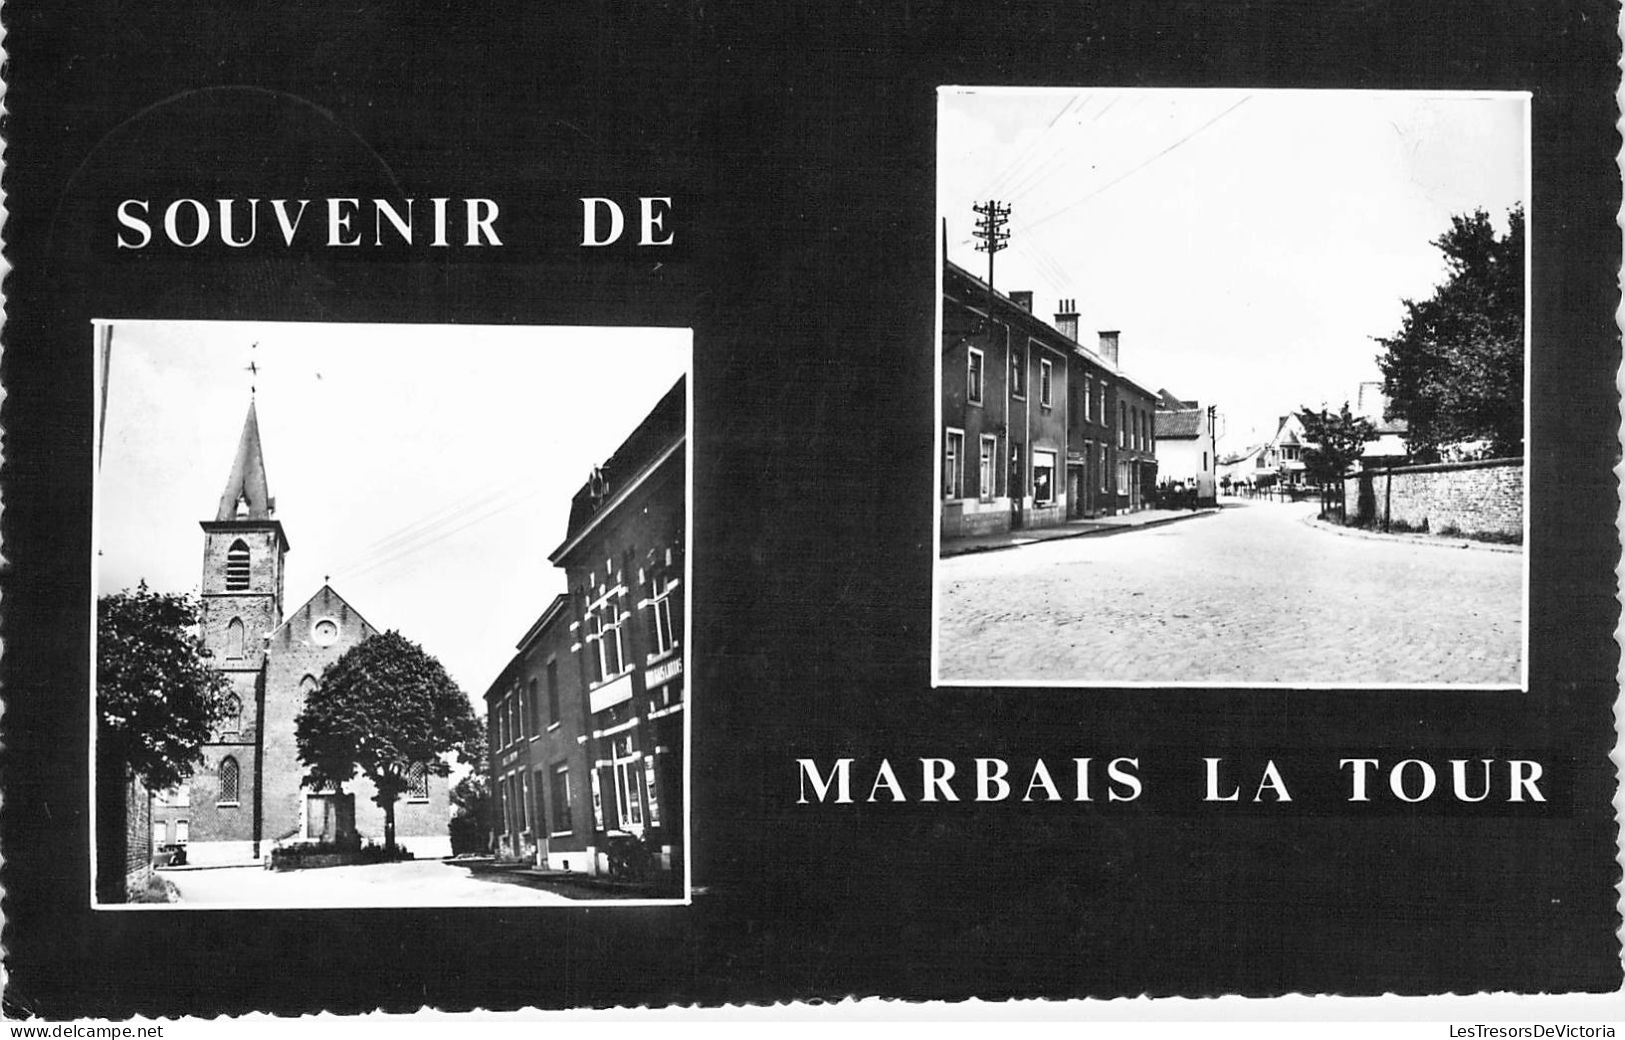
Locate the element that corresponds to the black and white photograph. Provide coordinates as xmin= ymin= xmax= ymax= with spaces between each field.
xmin=92 ymin=321 xmax=691 ymax=907
xmin=934 ymin=89 xmax=1529 ymax=688
xmin=4 ymin=0 xmax=1620 ymax=1027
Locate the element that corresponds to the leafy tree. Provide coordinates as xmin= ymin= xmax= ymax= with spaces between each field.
xmin=295 ymin=630 xmax=480 ymax=853
xmin=1377 ymin=206 xmax=1524 ymax=462
xmin=1299 ymin=403 xmax=1377 ymax=512
xmin=98 ymin=582 xmax=232 ymax=790
xmin=96 ymin=582 xmax=231 ymax=901
xmin=447 ymin=728 xmax=492 ymax=855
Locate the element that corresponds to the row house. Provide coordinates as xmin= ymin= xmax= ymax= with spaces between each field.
xmin=486 ymin=376 xmax=686 ymax=882
xmin=942 ymin=259 xmax=1157 ymax=542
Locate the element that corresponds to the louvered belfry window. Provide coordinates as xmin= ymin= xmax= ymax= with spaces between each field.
xmin=226 ymin=540 xmax=251 ymax=591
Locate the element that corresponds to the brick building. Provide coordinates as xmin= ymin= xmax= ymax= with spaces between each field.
xmin=486 ymin=376 xmax=687 ymax=880
xmin=484 ymin=594 xmax=596 ymax=872
xmin=151 ymin=400 xmax=452 ymax=863
xmin=942 ymin=259 xmax=1158 ymax=542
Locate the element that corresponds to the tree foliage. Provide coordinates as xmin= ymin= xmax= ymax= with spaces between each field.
xmin=1298 ymin=403 xmax=1377 ymax=487
xmin=1377 ymin=206 xmax=1524 ymax=462
xmin=97 ymin=582 xmax=231 ymax=790
xmin=295 ymin=630 xmax=480 ymax=851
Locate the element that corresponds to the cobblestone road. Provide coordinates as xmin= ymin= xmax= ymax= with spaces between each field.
xmin=936 ymin=500 xmax=1523 ymax=686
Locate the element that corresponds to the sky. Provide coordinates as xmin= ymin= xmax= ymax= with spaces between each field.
xmin=939 ymin=89 xmax=1528 ymax=450
xmin=95 ymin=321 xmax=690 ymax=705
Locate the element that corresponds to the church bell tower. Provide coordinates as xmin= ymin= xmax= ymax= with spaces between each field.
xmin=192 ymin=398 xmax=290 ymax=858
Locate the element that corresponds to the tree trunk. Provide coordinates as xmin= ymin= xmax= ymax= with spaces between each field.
xmin=383 ymin=796 xmax=396 ymax=854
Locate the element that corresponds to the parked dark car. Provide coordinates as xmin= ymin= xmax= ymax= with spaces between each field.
xmin=158 ymin=843 xmax=187 ymax=867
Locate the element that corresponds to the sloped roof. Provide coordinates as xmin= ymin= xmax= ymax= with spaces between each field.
xmin=1155 ymin=409 xmax=1202 ymax=438
xmin=1156 ymin=388 xmax=1195 ymax=411
xmin=554 ymin=376 xmax=686 ymax=561
xmin=215 ymin=399 xmax=273 ymax=520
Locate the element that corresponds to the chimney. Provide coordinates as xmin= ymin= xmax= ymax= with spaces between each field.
xmin=1009 ymin=290 xmax=1033 ymax=313
xmin=1098 ymin=330 xmax=1120 ymax=368
xmin=1054 ymin=298 xmax=1079 ymax=342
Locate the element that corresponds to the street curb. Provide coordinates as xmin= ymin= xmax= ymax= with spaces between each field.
xmin=1302 ymin=515 xmax=1523 ymax=553
xmin=942 ymin=509 xmax=1220 ymax=558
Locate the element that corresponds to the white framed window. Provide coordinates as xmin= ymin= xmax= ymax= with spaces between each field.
xmin=585 ymin=587 xmax=626 ymax=684
xmin=1117 ymin=461 xmax=1129 ymax=493
xmin=611 ymin=734 xmax=645 ymax=832
xmin=550 ymin=762 xmax=574 ymax=835
xmin=979 ymin=435 xmax=997 ymax=502
xmin=153 ymin=822 xmax=167 ymax=848
xmin=1100 ymin=444 xmax=1109 ymax=492
xmin=1039 ymin=359 xmax=1053 ymax=408
xmin=1033 ymin=450 xmax=1056 ymax=506
xmin=1009 ymin=344 xmax=1025 ymax=399
xmin=967 ymin=348 xmax=984 ymax=405
xmin=175 ymin=821 xmax=189 ymax=845
xmin=649 ymin=573 xmax=677 ymax=655
xmin=1119 ymin=402 xmax=1126 ymax=448
xmin=943 ymin=429 xmax=964 ymax=499
xmin=1084 ymin=376 xmax=1093 ymax=422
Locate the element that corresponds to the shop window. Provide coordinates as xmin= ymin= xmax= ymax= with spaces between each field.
xmin=1033 ymin=451 xmax=1056 ymax=507
xmin=611 ymin=734 xmax=644 ymax=831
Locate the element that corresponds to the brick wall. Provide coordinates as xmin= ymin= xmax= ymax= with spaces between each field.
xmin=1344 ymin=458 xmax=1524 ymax=538
xmin=125 ymin=775 xmax=153 ymax=890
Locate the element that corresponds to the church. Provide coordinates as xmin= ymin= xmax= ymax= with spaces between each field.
xmin=150 ymin=399 xmax=452 ymax=864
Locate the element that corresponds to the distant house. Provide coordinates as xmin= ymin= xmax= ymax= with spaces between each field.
xmin=1153 ymin=389 xmax=1216 ymax=498
xmin=1216 ymin=444 xmax=1265 ymax=489
xmin=1260 ymin=413 xmax=1310 ymax=487
xmin=1355 ymin=380 xmax=1410 ymax=469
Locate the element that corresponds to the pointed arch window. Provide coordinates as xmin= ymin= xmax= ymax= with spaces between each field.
xmin=226 ymin=617 xmax=245 ymax=659
xmin=221 ymin=694 xmax=242 ymax=740
xmin=405 ymin=762 xmax=430 ymax=802
xmin=226 ymin=540 xmax=251 ymax=591
xmin=218 ymin=756 xmax=240 ymax=805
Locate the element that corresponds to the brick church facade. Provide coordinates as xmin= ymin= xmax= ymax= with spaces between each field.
xmin=151 ymin=401 xmax=451 ymax=864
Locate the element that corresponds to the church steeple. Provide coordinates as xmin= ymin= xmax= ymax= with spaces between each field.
xmin=216 ymin=399 xmax=275 ymax=521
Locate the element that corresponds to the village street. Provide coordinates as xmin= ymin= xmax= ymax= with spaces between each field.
xmin=937 ymin=499 xmax=1523 ymax=686
xmin=161 ymin=859 xmax=577 ymax=906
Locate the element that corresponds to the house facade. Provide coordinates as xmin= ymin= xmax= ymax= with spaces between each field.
xmin=1153 ymin=389 xmax=1217 ymax=501
xmin=942 ymin=260 xmax=1158 ymax=542
xmin=484 ymin=595 xmax=596 ymax=873
xmin=487 ymin=376 xmax=687 ymax=880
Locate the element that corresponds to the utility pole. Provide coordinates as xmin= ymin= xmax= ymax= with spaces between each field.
xmin=972 ymin=200 xmax=1011 ymax=291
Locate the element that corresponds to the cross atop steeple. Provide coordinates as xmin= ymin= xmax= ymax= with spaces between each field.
xmin=215 ymin=399 xmax=274 ymax=520
xmin=245 ymin=342 xmax=260 ymax=396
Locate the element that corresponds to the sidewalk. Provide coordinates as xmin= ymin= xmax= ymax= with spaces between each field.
xmin=940 ymin=505 xmax=1221 ymax=558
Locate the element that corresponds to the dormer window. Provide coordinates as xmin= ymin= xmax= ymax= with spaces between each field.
xmin=226 ymin=540 xmax=250 ymax=590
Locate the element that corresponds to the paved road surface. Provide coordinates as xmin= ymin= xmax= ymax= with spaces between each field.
xmin=937 ymin=499 xmax=1523 ymax=686
xmin=164 ymin=858 xmax=576 ymax=906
